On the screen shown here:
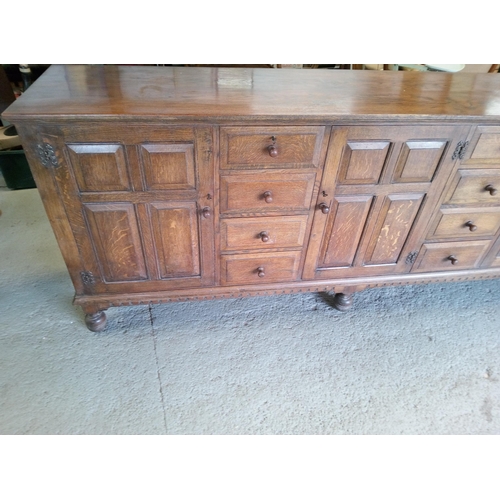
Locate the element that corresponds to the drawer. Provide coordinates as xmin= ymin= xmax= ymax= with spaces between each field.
xmin=219 ymin=172 xmax=316 ymax=214
xmin=446 ymin=169 xmax=500 ymax=205
xmin=428 ymin=207 xmax=500 ymax=239
xmin=220 ymin=251 xmax=301 ymax=285
xmin=460 ymin=126 xmax=500 ymax=164
xmin=220 ymin=126 xmax=325 ymax=169
xmin=220 ymin=215 xmax=308 ymax=251
xmin=412 ymin=240 xmax=490 ymax=273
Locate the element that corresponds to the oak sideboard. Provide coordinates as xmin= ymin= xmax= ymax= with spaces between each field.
xmin=4 ymin=65 xmax=500 ymax=331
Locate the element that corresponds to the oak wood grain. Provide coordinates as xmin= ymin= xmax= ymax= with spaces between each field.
xmin=219 ymin=171 xmax=316 ymax=214
xmin=220 ymin=215 xmax=308 ymax=251
xmin=428 ymin=207 xmax=500 ymax=239
xmin=220 ymin=251 xmax=301 ymax=285
xmin=220 ymin=126 xmax=325 ymax=169
xmin=4 ymin=65 xmax=500 ymax=122
xmin=412 ymin=240 xmax=490 ymax=272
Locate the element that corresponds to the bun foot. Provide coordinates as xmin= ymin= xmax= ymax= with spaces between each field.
xmin=85 ymin=310 xmax=107 ymax=332
xmin=332 ymin=293 xmax=353 ymax=312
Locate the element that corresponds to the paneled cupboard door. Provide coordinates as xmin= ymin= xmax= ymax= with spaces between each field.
xmin=28 ymin=124 xmax=216 ymax=295
xmin=303 ymin=125 xmax=469 ymax=280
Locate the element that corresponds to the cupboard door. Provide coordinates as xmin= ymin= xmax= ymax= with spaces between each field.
xmin=303 ymin=124 xmax=469 ymax=279
xmin=26 ymin=124 xmax=215 ymax=294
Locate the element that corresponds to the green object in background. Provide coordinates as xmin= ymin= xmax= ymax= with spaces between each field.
xmin=0 ymin=150 xmax=36 ymax=189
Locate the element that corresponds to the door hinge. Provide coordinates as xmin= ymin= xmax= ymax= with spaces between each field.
xmin=80 ymin=271 xmax=95 ymax=286
xmin=451 ymin=140 xmax=469 ymax=161
xmin=405 ymin=251 xmax=419 ymax=265
xmin=37 ymin=143 xmax=59 ymax=168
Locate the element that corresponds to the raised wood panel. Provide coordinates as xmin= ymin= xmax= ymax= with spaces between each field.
xmin=319 ymin=196 xmax=373 ymax=268
xmin=67 ymin=144 xmax=131 ymax=192
xmin=219 ymin=172 xmax=316 ymax=214
xmin=221 ymin=126 xmax=325 ymax=169
xmin=83 ymin=203 xmax=148 ymax=282
xmin=220 ymin=215 xmax=308 ymax=252
xmin=140 ymin=143 xmax=196 ymax=191
xmin=221 ymin=251 xmax=301 ymax=285
xmin=446 ymin=169 xmax=500 ymax=205
xmin=428 ymin=207 xmax=500 ymax=239
xmin=337 ymin=141 xmax=390 ymax=184
xmin=364 ymin=193 xmax=424 ymax=265
xmin=412 ymin=240 xmax=490 ymax=273
xmin=149 ymin=202 xmax=201 ymax=279
xmin=393 ymin=140 xmax=446 ymax=183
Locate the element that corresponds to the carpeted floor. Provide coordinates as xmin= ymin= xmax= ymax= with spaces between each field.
xmin=1 ymin=188 xmax=499 ymax=434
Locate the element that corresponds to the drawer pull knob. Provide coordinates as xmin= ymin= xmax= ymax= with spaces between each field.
xmin=448 ymin=255 xmax=459 ymax=265
xmin=465 ymin=221 xmax=477 ymax=232
xmin=319 ymin=203 xmax=330 ymax=214
xmin=202 ymin=206 xmax=211 ymax=218
xmin=263 ymin=191 xmax=273 ymax=203
xmin=267 ymin=136 xmax=278 ymax=157
xmin=259 ymin=231 xmax=270 ymax=242
xmin=267 ymin=144 xmax=278 ymax=157
xmin=485 ymin=184 xmax=498 ymax=196
xmin=257 ymin=267 xmax=265 ymax=278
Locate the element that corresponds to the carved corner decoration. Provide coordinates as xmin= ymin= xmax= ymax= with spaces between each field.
xmin=80 ymin=271 xmax=96 ymax=286
xmin=452 ymin=140 xmax=469 ymax=161
xmin=37 ymin=143 xmax=59 ymax=168
xmin=405 ymin=251 xmax=419 ymax=265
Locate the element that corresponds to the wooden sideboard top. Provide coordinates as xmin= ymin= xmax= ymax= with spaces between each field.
xmin=3 ymin=64 xmax=500 ymax=123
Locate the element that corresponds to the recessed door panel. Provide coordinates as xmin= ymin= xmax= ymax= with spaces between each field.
xmin=149 ymin=202 xmax=201 ymax=279
xmin=67 ymin=143 xmax=131 ymax=192
xmin=84 ymin=203 xmax=148 ymax=282
xmin=393 ymin=140 xmax=446 ymax=183
xmin=364 ymin=193 xmax=424 ymax=265
xmin=140 ymin=143 xmax=196 ymax=191
xmin=319 ymin=196 xmax=373 ymax=268
xmin=337 ymin=141 xmax=390 ymax=184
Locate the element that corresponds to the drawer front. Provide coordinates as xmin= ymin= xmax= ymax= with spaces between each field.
xmin=219 ymin=172 xmax=316 ymax=214
xmin=460 ymin=126 xmax=500 ymax=164
xmin=446 ymin=169 xmax=500 ymax=205
xmin=220 ymin=251 xmax=301 ymax=285
xmin=428 ymin=207 xmax=500 ymax=239
xmin=220 ymin=126 xmax=325 ymax=169
xmin=412 ymin=240 xmax=490 ymax=273
xmin=470 ymin=131 xmax=500 ymax=161
xmin=220 ymin=215 xmax=308 ymax=251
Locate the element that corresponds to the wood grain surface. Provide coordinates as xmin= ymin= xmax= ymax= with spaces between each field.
xmin=4 ymin=65 xmax=500 ymax=122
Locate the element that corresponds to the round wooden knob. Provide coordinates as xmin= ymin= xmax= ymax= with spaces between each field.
xmin=257 ymin=267 xmax=265 ymax=278
xmin=448 ymin=255 xmax=459 ymax=265
xmin=263 ymin=191 xmax=273 ymax=203
xmin=485 ymin=184 xmax=498 ymax=196
xmin=267 ymin=144 xmax=278 ymax=157
xmin=465 ymin=221 xmax=477 ymax=232
xmin=319 ymin=203 xmax=330 ymax=214
xmin=202 ymin=206 xmax=211 ymax=218
xmin=259 ymin=231 xmax=269 ymax=242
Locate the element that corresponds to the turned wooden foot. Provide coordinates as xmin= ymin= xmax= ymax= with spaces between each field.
xmin=85 ymin=310 xmax=107 ymax=332
xmin=332 ymin=292 xmax=353 ymax=312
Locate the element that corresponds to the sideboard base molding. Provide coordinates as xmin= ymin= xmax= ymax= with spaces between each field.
xmin=73 ymin=266 xmax=500 ymax=321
